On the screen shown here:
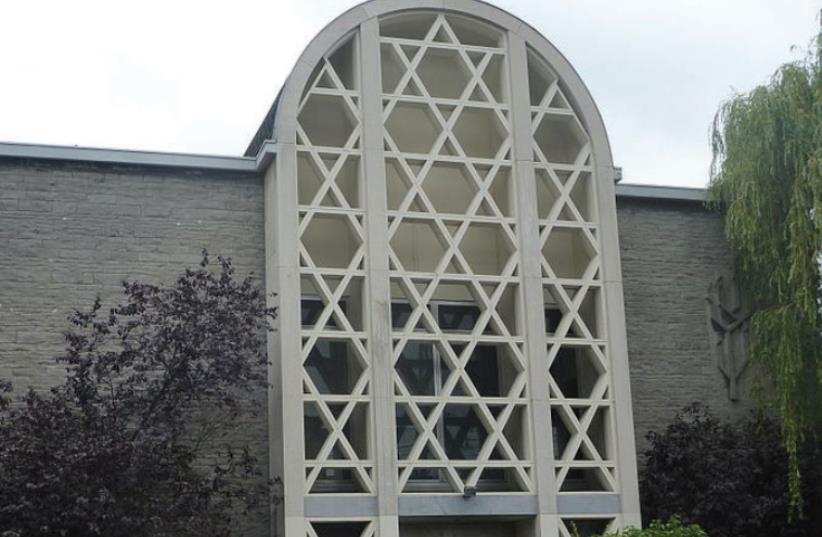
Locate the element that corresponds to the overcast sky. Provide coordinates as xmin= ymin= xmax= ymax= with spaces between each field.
xmin=0 ymin=0 xmax=818 ymax=187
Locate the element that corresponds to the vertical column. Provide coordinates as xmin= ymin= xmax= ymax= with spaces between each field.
xmin=263 ymin=162 xmax=284 ymax=537
xmin=359 ymin=16 xmax=400 ymax=537
xmin=594 ymin=159 xmax=641 ymax=528
xmin=266 ymin=145 xmax=306 ymax=537
xmin=507 ymin=30 xmax=558 ymax=537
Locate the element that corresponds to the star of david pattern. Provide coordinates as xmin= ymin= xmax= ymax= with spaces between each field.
xmin=379 ymin=14 xmax=533 ymax=494
xmin=285 ymin=9 xmax=637 ymax=533
xmin=526 ymin=48 xmax=618 ymax=494
xmin=296 ymin=32 xmax=375 ymax=496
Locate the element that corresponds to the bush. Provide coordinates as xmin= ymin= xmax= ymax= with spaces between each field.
xmin=640 ymin=404 xmax=822 ymax=537
xmin=0 ymin=253 xmax=276 ymax=537
xmin=598 ymin=517 xmax=708 ymax=537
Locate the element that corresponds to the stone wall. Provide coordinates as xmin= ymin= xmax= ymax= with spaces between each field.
xmin=616 ymin=196 xmax=756 ymax=454
xmin=0 ymin=158 xmax=269 ymax=536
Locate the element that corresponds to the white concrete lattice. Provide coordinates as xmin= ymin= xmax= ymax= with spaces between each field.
xmin=527 ymin=48 xmax=618 ymax=495
xmin=297 ymin=33 xmax=375 ymax=497
xmin=380 ymin=14 xmax=532 ymax=495
xmin=265 ymin=3 xmax=641 ymax=536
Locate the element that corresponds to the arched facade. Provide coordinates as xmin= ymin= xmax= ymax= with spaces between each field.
xmin=261 ymin=2 xmax=640 ymax=536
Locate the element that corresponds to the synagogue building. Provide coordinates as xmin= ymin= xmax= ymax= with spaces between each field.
xmin=0 ymin=2 xmax=754 ymax=536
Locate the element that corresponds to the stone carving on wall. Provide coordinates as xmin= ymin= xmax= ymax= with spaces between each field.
xmin=705 ymin=273 xmax=750 ymax=401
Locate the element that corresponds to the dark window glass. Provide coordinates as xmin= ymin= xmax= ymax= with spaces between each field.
xmin=438 ymin=304 xmax=480 ymax=332
xmin=304 ymin=340 xmax=352 ymax=394
xmin=304 ymin=404 xmax=330 ymax=459
xmin=310 ymin=468 xmax=362 ymax=493
xmin=392 ymin=301 xmax=508 ymax=487
xmin=552 ymin=408 xmax=570 ymax=456
xmin=464 ymin=344 xmax=502 ymax=396
xmin=442 ymin=404 xmax=487 ymax=459
xmin=396 ymin=341 xmax=437 ymax=395
xmin=311 ymin=522 xmax=370 ymax=537
xmin=391 ymin=301 xmax=427 ymax=331
xmin=301 ymin=298 xmax=343 ymax=328
xmin=551 ymin=347 xmax=579 ymax=398
xmin=396 ymin=406 xmax=417 ymax=459
xmin=408 ymin=468 xmax=443 ymax=481
xmin=545 ymin=307 xmax=562 ymax=335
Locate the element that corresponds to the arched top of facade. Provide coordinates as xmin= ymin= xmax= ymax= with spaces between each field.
xmin=246 ymin=0 xmax=613 ymax=169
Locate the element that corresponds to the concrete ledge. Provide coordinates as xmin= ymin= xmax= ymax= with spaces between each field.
xmin=615 ymin=183 xmax=707 ymax=202
xmin=557 ymin=494 xmax=621 ymax=515
xmin=303 ymin=493 xmax=622 ymax=518
xmin=398 ymin=494 xmax=539 ymax=517
xmin=0 ymin=141 xmax=258 ymax=173
xmin=304 ymin=496 xmax=379 ymax=518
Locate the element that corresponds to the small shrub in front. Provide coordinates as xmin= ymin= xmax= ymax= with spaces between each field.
xmin=639 ymin=404 xmax=822 ymax=537
xmin=593 ymin=517 xmax=708 ymax=537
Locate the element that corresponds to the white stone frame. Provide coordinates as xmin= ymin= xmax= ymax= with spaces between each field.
xmin=264 ymin=2 xmax=641 ymax=536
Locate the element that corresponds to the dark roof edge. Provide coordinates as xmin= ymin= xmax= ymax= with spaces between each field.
xmin=245 ymin=91 xmax=281 ymax=157
xmin=615 ymin=183 xmax=707 ymax=202
xmin=0 ymin=141 xmax=258 ymax=173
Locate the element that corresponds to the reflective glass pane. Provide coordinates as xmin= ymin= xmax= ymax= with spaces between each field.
xmin=552 ymin=347 xmax=579 ymax=398
xmin=464 ymin=344 xmax=502 ymax=396
xmin=305 ymin=340 xmax=360 ymax=394
xmin=304 ymin=403 xmax=331 ymax=459
xmin=301 ymin=298 xmax=344 ymax=329
xmin=311 ymin=521 xmax=369 ymax=537
xmin=395 ymin=405 xmax=418 ymax=459
xmin=442 ymin=404 xmax=487 ymax=459
xmin=545 ymin=307 xmax=562 ymax=335
xmin=438 ymin=304 xmax=480 ymax=332
xmin=396 ymin=341 xmax=437 ymax=395
xmin=391 ymin=301 xmax=427 ymax=331
xmin=309 ymin=468 xmax=363 ymax=493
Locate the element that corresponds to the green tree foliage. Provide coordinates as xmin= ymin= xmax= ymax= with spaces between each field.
xmin=596 ymin=518 xmax=707 ymax=537
xmin=0 ymin=253 xmax=276 ymax=537
xmin=708 ymin=26 xmax=822 ymax=511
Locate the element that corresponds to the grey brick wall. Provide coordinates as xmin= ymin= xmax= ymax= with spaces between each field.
xmin=0 ymin=159 xmax=269 ymax=536
xmin=617 ymin=196 xmax=756 ymax=454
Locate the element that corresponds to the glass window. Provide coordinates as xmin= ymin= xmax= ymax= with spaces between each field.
xmin=394 ymin=300 xmax=510 ymax=489
xmin=304 ymin=339 xmax=354 ymax=394
xmin=545 ymin=306 xmax=562 ymax=335
xmin=311 ymin=521 xmax=370 ymax=537
xmin=302 ymin=298 xmax=361 ymax=394
xmin=395 ymin=341 xmax=439 ymax=395
xmin=304 ymin=402 xmax=330 ymax=459
xmin=464 ymin=344 xmax=502 ymax=397
xmin=301 ymin=297 xmax=343 ymax=329
xmin=391 ymin=301 xmax=426 ymax=331
xmin=309 ymin=468 xmax=363 ymax=493
xmin=442 ymin=404 xmax=487 ymax=459
xmin=396 ymin=405 xmax=418 ymax=459
xmin=551 ymin=347 xmax=580 ymax=398
xmin=438 ymin=303 xmax=480 ymax=332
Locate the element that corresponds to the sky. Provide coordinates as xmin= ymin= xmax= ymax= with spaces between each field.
xmin=0 ymin=0 xmax=818 ymax=187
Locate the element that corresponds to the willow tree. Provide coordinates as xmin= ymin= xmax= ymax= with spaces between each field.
xmin=708 ymin=28 xmax=821 ymax=513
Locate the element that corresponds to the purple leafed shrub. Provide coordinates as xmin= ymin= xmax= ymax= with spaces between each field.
xmin=640 ymin=404 xmax=822 ymax=537
xmin=0 ymin=252 xmax=277 ymax=537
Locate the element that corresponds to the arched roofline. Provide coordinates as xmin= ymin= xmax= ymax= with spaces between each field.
xmin=267 ymin=0 xmax=614 ymax=169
